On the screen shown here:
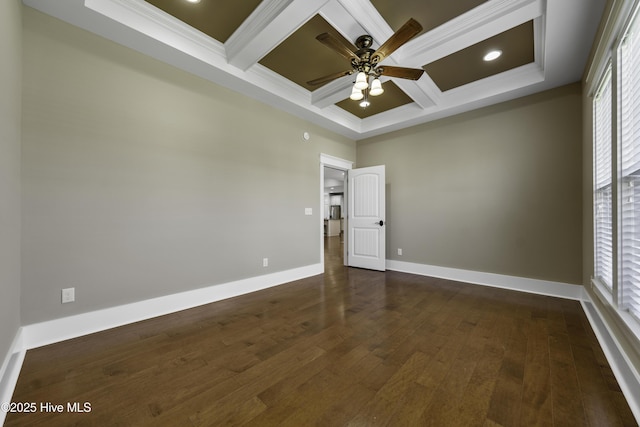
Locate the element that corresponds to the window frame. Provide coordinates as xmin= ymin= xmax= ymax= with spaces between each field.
xmin=593 ymin=63 xmax=614 ymax=295
xmin=590 ymin=0 xmax=640 ymax=344
xmin=617 ymin=3 xmax=640 ymax=327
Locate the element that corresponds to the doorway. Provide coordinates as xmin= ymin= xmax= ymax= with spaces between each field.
xmin=324 ymin=166 xmax=345 ymax=272
xmin=319 ymin=154 xmax=353 ymax=272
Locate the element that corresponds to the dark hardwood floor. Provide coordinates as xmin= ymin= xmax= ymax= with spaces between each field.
xmin=5 ymin=236 xmax=637 ymax=426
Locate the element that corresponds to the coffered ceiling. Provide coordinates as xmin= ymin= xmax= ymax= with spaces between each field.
xmin=23 ymin=0 xmax=606 ymax=139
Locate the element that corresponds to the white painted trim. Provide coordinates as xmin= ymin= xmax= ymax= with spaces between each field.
xmin=399 ymin=0 xmax=543 ymax=65
xmin=226 ymin=0 xmax=329 ymax=70
xmin=580 ymin=292 xmax=640 ymax=424
xmin=225 ymin=0 xmax=298 ymax=68
xmin=386 ymin=259 xmax=639 ymax=423
xmin=24 ymin=0 xmax=599 ymax=140
xmin=386 ymin=260 xmax=582 ymax=300
xmin=311 ymin=76 xmax=353 ymax=109
xmin=3 ymin=260 xmax=639 ymax=426
xmin=21 ymin=264 xmax=322 ymax=350
xmin=85 ymin=0 xmax=227 ymax=60
xmin=319 ymin=153 xmax=354 ymax=170
xmin=319 ymin=154 xmax=353 ymax=271
xmin=584 ymin=0 xmax=638 ymax=93
xmin=0 ymin=328 xmax=26 ymax=426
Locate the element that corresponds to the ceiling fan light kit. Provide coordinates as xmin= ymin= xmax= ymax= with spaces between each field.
xmin=354 ymin=72 xmax=369 ymax=90
xmin=308 ymin=18 xmax=425 ymax=109
xmin=350 ymin=86 xmax=364 ymax=101
xmin=369 ymin=78 xmax=384 ymax=96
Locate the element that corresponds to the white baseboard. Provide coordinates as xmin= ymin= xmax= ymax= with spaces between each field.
xmin=3 ymin=261 xmax=638 ymax=425
xmin=580 ymin=291 xmax=640 ymax=424
xmin=0 ymin=264 xmax=320 ymax=420
xmin=386 ymin=260 xmax=582 ymax=300
xmin=22 ymin=263 xmax=322 ymax=350
xmin=0 ymin=328 xmax=26 ymax=426
xmin=385 ymin=260 xmax=639 ymax=424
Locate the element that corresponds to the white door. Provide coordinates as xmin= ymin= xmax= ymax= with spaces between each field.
xmin=348 ymin=165 xmax=386 ymax=271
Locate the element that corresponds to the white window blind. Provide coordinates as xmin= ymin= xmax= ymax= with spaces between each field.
xmin=594 ymin=66 xmax=613 ymax=290
xmin=619 ymin=10 xmax=640 ymax=320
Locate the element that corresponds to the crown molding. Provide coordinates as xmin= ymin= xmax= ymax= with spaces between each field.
xmin=22 ymin=0 xmax=603 ymax=140
xmin=85 ymin=0 xmax=227 ymax=59
xmin=443 ymin=62 xmax=544 ymax=106
xmin=399 ymin=0 xmax=543 ymax=66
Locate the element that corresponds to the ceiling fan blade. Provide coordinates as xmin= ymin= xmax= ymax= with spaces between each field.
xmin=379 ymin=65 xmax=424 ymax=80
xmin=307 ymin=70 xmax=353 ymax=86
xmin=316 ymin=33 xmax=359 ymax=61
xmin=371 ymin=18 xmax=423 ymax=64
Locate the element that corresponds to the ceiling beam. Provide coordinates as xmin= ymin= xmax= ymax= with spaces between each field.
xmin=225 ymin=0 xmax=330 ymax=71
xmin=392 ymin=79 xmax=437 ymax=109
xmin=310 ymin=76 xmax=353 ymax=108
xmin=398 ymin=0 xmax=544 ymax=67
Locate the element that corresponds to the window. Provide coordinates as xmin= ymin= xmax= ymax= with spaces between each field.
xmin=592 ymin=2 xmax=640 ymax=336
xmin=594 ymin=66 xmax=613 ymax=290
xmin=619 ymin=9 xmax=640 ymax=321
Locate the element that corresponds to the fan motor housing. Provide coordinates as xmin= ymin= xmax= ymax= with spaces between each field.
xmin=355 ymin=35 xmax=373 ymax=49
xmin=354 ymin=35 xmax=375 ymax=69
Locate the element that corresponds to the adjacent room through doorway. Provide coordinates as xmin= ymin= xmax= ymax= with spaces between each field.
xmin=323 ymin=165 xmax=345 ymax=273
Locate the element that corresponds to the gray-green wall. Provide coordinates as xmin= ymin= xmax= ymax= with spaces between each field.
xmin=0 ymin=0 xmax=22 ymax=364
xmin=357 ymin=83 xmax=583 ymax=285
xmin=18 ymin=7 xmax=582 ymax=326
xmin=20 ymin=8 xmax=355 ymax=324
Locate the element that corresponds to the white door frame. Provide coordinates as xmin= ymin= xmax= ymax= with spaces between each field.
xmin=320 ymin=154 xmax=353 ymax=271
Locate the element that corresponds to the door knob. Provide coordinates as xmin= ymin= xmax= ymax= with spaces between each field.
xmin=377 ymin=220 xmax=384 ymax=226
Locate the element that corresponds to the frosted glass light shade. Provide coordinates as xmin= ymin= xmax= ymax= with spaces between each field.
xmin=354 ymin=72 xmax=368 ymax=90
xmin=370 ymin=78 xmax=384 ymax=96
xmin=359 ymin=99 xmax=370 ymax=108
xmin=349 ymin=86 xmax=364 ymax=100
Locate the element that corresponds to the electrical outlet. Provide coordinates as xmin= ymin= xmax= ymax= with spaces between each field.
xmin=398 ymin=248 xmax=403 ymax=256
xmin=61 ymin=287 xmax=75 ymax=303
xmin=263 ymin=258 xmax=269 ymax=267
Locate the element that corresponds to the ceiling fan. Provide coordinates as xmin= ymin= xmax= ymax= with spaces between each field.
xmin=307 ymin=19 xmax=425 ymax=105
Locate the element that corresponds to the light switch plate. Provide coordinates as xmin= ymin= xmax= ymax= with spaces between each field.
xmin=62 ymin=287 xmax=75 ymax=303
xmin=305 ymin=208 xmax=312 ymax=215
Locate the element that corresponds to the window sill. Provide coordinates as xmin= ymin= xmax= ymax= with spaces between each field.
xmin=590 ymin=277 xmax=640 ymax=358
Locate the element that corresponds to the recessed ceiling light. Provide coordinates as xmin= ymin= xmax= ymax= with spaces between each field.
xmin=483 ymin=50 xmax=502 ymax=61
xmin=185 ymin=0 xmax=201 ymax=3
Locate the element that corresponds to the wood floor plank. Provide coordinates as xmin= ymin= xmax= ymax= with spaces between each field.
xmin=418 ymin=342 xmax=482 ymax=425
xmin=5 ymin=237 xmax=636 ymax=426
xmin=347 ymin=351 xmax=432 ymax=426
xmin=572 ymin=344 xmax=627 ymax=427
xmin=438 ymin=306 xmax=505 ymax=426
xmin=519 ymin=317 xmax=553 ymax=427
xmin=549 ymin=331 xmax=588 ymax=425
xmin=485 ymin=315 xmax=528 ymax=426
